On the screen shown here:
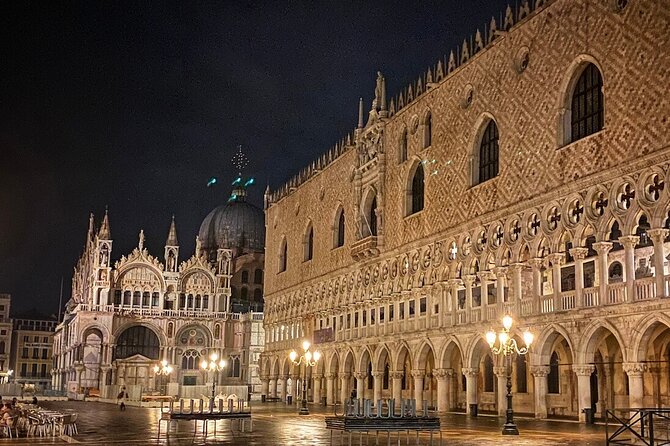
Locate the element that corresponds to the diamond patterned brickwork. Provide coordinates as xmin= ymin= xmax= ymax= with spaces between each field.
xmin=265 ymin=0 xmax=670 ymax=298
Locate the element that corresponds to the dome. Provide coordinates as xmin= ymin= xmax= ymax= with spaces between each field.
xmin=199 ymin=201 xmax=265 ymax=252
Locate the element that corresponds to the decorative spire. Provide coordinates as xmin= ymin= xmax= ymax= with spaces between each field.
xmin=87 ymin=212 xmax=95 ymax=242
xmin=98 ymin=208 xmax=111 ymax=239
xmin=138 ymin=229 xmax=145 ymax=251
xmin=166 ymin=215 xmax=178 ymax=246
xmin=195 ymin=235 xmax=202 ymax=255
xmin=357 ymin=97 xmax=364 ymax=128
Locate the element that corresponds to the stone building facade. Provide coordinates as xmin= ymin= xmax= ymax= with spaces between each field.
xmin=0 ymin=294 xmax=12 ymax=382
xmin=10 ymin=316 xmax=57 ymax=390
xmin=260 ymin=0 xmax=670 ymax=421
xmin=52 ymin=182 xmax=265 ymax=399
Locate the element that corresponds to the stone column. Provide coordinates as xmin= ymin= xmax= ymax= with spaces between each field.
xmin=313 ymin=374 xmax=322 ymax=404
xmin=494 ymin=267 xmax=507 ymax=313
xmin=508 ymin=263 xmax=524 ymax=315
xmin=528 ymin=258 xmax=544 ymax=314
xmin=279 ymin=375 xmax=288 ymax=402
xmin=462 ymin=367 xmax=478 ymax=415
xmin=531 ymin=365 xmax=550 ymax=419
xmin=547 ymin=253 xmax=565 ymax=311
xmin=290 ymin=374 xmax=300 ymax=401
xmin=372 ymin=372 xmax=383 ymax=403
xmin=570 ymin=247 xmax=589 ymax=306
xmin=260 ymin=377 xmax=269 ymax=399
xmin=340 ymin=374 xmax=351 ymax=404
xmin=493 ymin=366 xmax=507 ymax=416
xmin=447 ymin=279 xmax=462 ymax=325
xmin=355 ymin=372 xmax=367 ymax=401
xmin=479 ymin=271 xmax=494 ymax=321
xmin=269 ymin=375 xmax=277 ymax=398
xmin=391 ymin=371 xmax=404 ymax=406
xmin=648 ymin=228 xmax=668 ymax=298
xmin=434 ymin=368 xmax=449 ymax=412
xmin=574 ymin=364 xmax=595 ymax=422
xmin=620 ymin=235 xmax=640 ymax=301
xmin=411 ymin=369 xmax=425 ymax=404
xmin=463 ymin=275 xmax=476 ymax=321
xmin=325 ymin=373 xmax=335 ymax=405
xmin=593 ymin=242 xmax=613 ymax=306
xmin=623 ymin=362 xmax=646 ymax=408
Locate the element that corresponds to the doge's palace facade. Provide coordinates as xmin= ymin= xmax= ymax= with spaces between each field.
xmin=260 ymin=0 xmax=670 ymax=421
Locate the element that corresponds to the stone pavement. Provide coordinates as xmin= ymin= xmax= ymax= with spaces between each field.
xmin=0 ymin=401 xmax=608 ymax=445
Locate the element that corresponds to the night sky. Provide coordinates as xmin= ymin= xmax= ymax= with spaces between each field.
xmin=1 ymin=0 xmax=510 ymax=315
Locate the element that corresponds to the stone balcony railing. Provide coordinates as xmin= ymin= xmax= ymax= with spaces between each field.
xmin=73 ymin=303 xmax=263 ymax=322
xmin=350 ymin=236 xmax=379 ymax=261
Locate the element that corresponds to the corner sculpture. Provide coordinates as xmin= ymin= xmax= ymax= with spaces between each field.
xmin=325 ymin=398 xmax=441 ymax=445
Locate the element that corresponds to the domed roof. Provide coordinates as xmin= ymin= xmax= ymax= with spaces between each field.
xmin=198 ymin=200 xmax=265 ymax=252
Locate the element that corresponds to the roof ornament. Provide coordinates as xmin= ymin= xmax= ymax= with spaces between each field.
xmin=138 ymin=229 xmax=145 ymax=251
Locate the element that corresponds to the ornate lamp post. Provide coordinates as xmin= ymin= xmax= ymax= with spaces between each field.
xmin=289 ymin=340 xmax=321 ymax=415
xmin=153 ymin=360 xmax=173 ymax=395
xmin=485 ymin=315 xmax=534 ymax=435
xmin=200 ymin=353 xmax=226 ymax=402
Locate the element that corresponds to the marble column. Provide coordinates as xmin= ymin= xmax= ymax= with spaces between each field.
xmin=355 ymin=372 xmax=367 ymax=401
xmin=290 ymin=374 xmax=300 ymax=401
xmin=372 ymin=372 xmax=383 ymax=403
xmin=547 ymin=253 xmax=565 ymax=311
xmin=325 ymin=373 xmax=335 ymax=405
xmin=340 ymin=374 xmax=351 ymax=404
xmin=434 ymin=369 xmax=449 ymax=412
xmin=411 ymin=369 xmax=425 ymax=404
xmin=528 ymin=258 xmax=544 ymax=314
xmin=279 ymin=375 xmax=288 ymax=402
xmin=648 ymin=228 xmax=668 ymax=298
xmin=462 ymin=368 xmax=478 ymax=415
xmin=260 ymin=377 xmax=269 ymax=399
xmin=313 ymin=374 xmax=322 ymax=404
xmin=620 ymin=235 xmax=640 ymax=301
xmin=447 ymin=279 xmax=462 ymax=325
xmin=493 ymin=366 xmax=507 ymax=416
xmin=463 ymin=275 xmax=476 ymax=322
xmin=623 ymin=362 xmax=646 ymax=408
xmin=494 ymin=267 xmax=507 ymax=314
xmin=531 ymin=365 xmax=550 ymax=419
xmin=269 ymin=375 xmax=277 ymax=398
xmin=479 ymin=271 xmax=494 ymax=321
xmin=570 ymin=247 xmax=589 ymax=307
xmin=593 ymin=242 xmax=613 ymax=306
xmin=574 ymin=364 xmax=595 ymax=422
xmin=391 ymin=371 xmax=404 ymax=407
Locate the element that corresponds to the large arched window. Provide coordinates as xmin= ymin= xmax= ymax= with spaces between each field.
xmin=399 ymin=129 xmax=408 ymax=164
xmin=114 ymin=325 xmax=160 ymax=360
xmin=241 ymin=270 xmax=249 ymax=283
xmin=253 ymin=268 xmax=263 ymax=284
xmin=422 ymin=111 xmax=432 ymax=149
xmin=361 ymin=190 xmax=378 ymax=238
xmin=278 ymin=238 xmax=287 ymax=273
xmin=304 ymin=224 xmax=314 ymax=261
xmin=478 ymin=120 xmax=499 ymax=184
xmin=181 ymin=350 xmax=200 ymax=370
xmin=548 ymin=352 xmax=560 ymax=393
xmin=570 ymin=63 xmax=603 ymax=142
xmin=408 ymin=164 xmax=425 ymax=215
xmin=369 ymin=197 xmax=377 ymax=236
xmin=334 ymin=207 xmax=345 ymax=248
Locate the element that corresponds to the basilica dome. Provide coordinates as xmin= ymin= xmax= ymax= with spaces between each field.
xmin=198 ymin=200 xmax=265 ymax=253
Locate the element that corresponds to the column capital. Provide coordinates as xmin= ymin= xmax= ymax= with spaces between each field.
xmin=530 ymin=365 xmax=550 ymax=377
xmin=410 ymin=369 xmax=425 ymax=379
xmin=324 ymin=372 xmax=336 ymax=380
xmin=269 ymin=374 xmax=278 ymax=380
xmin=619 ymin=235 xmax=640 ymax=249
xmin=573 ymin=364 xmax=595 ymax=376
xmin=354 ymin=372 xmax=367 ymax=380
xmin=313 ymin=373 xmax=323 ymax=380
xmin=389 ymin=371 xmax=404 ymax=380
xmin=432 ymin=368 xmax=450 ymax=380
xmin=508 ymin=263 xmax=525 ymax=274
xmin=547 ymin=252 xmax=566 ymax=266
xmin=461 ymin=367 xmax=478 ymax=377
xmin=340 ymin=373 xmax=351 ymax=380
xmin=446 ymin=278 xmax=463 ymax=287
xmin=493 ymin=266 xmax=508 ymax=280
xmin=527 ymin=258 xmax=544 ymax=270
xmin=478 ymin=271 xmax=496 ymax=282
xmin=569 ymin=247 xmax=589 ymax=260
xmin=371 ymin=372 xmax=384 ymax=379
xmin=622 ymin=362 xmax=646 ymax=377
xmin=493 ymin=366 xmax=507 ymax=377
xmin=278 ymin=374 xmax=288 ymax=380
xmin=289 ymin=374 xmax=299 ymax=381
xmin=462 ymin=275 xmax=477 ymax=286
xmin=648 ymin=228 xmax=669 ymax=244
xmin=592 ymin=241 xmax=613 ymax=255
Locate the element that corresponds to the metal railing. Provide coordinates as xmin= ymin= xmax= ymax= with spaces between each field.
xmin=606 ymin=408 xmax=670 ymax=446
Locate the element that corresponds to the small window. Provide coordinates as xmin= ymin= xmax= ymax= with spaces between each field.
xmin=304 ymin=225 xmax=314 ymax=261
xmin=241 ymin=270 xmax=249 ymax=283
xmin=409 ymin=300 xmax=415 ymax=318
xmin=279 ymin=238 xmax=287 ymax=273
xmin=423 ymin=112 xmax=432 ymax=149
xmin=254 ymin=269 xmax=263 ymax=284
xmin=478 ymin=120 xmax=499 ymax=184
xmin=409 ymin=165 xmax=425 ymax=215
xmin=570 ymin=63 xmax=603 ymax=143
xmin=420 ymin=297 xmax=427 ymax=315
xmin=334 ymin=208 xmax=345 ymax=248
xmin=399 ymin=302 xmax=405 ymax=320
xmin=389 ymin=304 xmax=394 ymax=321
xmin=399 ymin=129 xmax=408 ymax=163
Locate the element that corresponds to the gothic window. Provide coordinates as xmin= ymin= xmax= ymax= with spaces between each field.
xmin=423 ymin=111 xmax=432 ymax=149
xmin=214 ymin=324 xmax=221 ymax=339
xmin=241 ymin=270 xmax=249 ymax=283
xmin=195 ymin=295 xmax=201 ymax=308
xmin=635 ymin=214 xmax=652 ymax=247
xmin=516 ymin=354 xmax=528 ymax=393
xmin=409 ymin=164 xmax=425 ymax=215
xmin=179 ymin=293 xmax=186 ymax=309
xmin=253 ymin=288 xmax=262 ymax=305
xmin=142 ymin=291 xmax=150 ymax=307
xmin=548 ymin=352 xmax=560 ymax=393
xmin=0 ymin=342 xmax=4 ymax=354
xmin=114 ymin=325 xmax=160 ymax=360
xmin=167 ymin=322 xmax=174 ymax=338
xmin=279 ymin=238 xmax=287 ymax=273
xmin=334 ymin=208 xmax=345 ymax=248
xmin=254 ymin=268 xmax=263 ymax=284
xmin=570 ymin=63 xmax=604 ymax=142
xmin=483 ymin=355 xmax=494 ymax=392
xmin=369 ymin=197 xmax=377 ymax=236
xmin=133 ymin=291 xmax=141 ymax=307
xmin=187 ymin=294 xmax=193 ymax=308
xmin=304 ymin=224 xmax=314 ymax=261
xmin=114 ymin=290 xmax=122 ymax=305
xmin=181 ymin=350 xmax=200 ymax=370
xmin=478 ymin=120 xmax=499 ymax=184
xmin=399 ymin=129 xmax=408 ymax=163
xmin=151 ymin=292 xmax=159 ymax=307
xmin=609 ymin=261 xmax=623 ymax=281
xmin=202 ymin=295 xmax=209 ymax=309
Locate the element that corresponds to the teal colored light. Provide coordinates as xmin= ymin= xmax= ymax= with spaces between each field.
xmin=244 ymin=177 xmax=255 ymax=187
xmin=207 ymin=177 xmax=217 ymax=187
xmin=232 ymin=177 xmax=242 ymax=186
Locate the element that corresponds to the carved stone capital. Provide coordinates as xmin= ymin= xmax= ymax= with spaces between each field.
xmin=410 ymin=369 xmax=425 ymax=379
xmin=530 ymin=365 xmax=550 ymax=377
xmin=354 ymin=372 xmax=368 ymax=380
xmin=493 ymin=366 xmax=507 ymax=377
xmin=269 ymin=374 xmax=278 ymax=381
xmin=547 ymin=252 xmax=566 ymax=267
xmin=340 ymin=373 xmax=351 ymax=380
xmin=572 ymin=364 xmax=595 ymax=376
xmin=508 ymin=263 xmax=525 ymax=274
xmin=478 ymin=271 xmax=496 ymax=282
xmin=389 ymin=371 xmax=404 ymax=380
xmin=648 ymin=228 xmax=669 ymax=244
xmin=446 ymin=278 xmax=463 ymax=287
xmin=569 ymin=247 xmax=589 ymax=261
xmin=278 ymin=374 xmax=288 ymax=381
xmin=622 ymin=362 xmax=646 ymax=377
xmin=592 ymin=241 xmax=613 ymax=255
xmin=619 ymin=235 xmax=640 ymax=249
xmin=527 ymin=258 xmax=544 ymax=270
xmin=432 ymin=368 xmax=449 ymax=380
xmin=372 ymin=372 xmax=384 ymax=379
xmin=289 ymin=374 xmax=299 ymax=381
xmin=462 ymin=275 xmax=477 ymax=286
xmin=461 ymin=367 xmax=478 ymax=378
xmin=324 ymin=372 xmax=336 ymax=380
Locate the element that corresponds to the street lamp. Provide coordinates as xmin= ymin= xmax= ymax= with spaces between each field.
xmin=289 ymin=340 xmax=321 ymax=415
xmin=200 ymin=352 xmax=226 ymax=402
xmin=485 ymin=315 xmax=534 ymax=435
xmin=153 ymin=360 xmax=173 ymax=395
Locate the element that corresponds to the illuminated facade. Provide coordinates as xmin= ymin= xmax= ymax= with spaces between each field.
xmin=260 ymin=0 xmax=670 ymax=421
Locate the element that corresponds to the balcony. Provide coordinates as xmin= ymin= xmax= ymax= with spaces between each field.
xmin=351 ymin=236 xmax=379 ymax=261
xmin=74 ymin=304 xmax=263 ymax=321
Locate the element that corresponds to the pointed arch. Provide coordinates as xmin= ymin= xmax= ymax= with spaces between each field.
xmin=361 ymin=187 xmax=378 ymax=237
xmin=278 ymin=236 xmax=287 ymax=273
xmin=398 ymin=126 xmax=408 ymax=163
xmin=422 ymin=109 xmax=432 ymax=149
xmin=333 ymin=205 xmax=346 ymax=248
xmin=471 ymin=114 xmax=500 ymax=185
xmin=405 ymin=158 xmax=425 ymax=216
xmin=630 ymin=313 xmax=670 ymax=362
xmin=577 ymin=319 xmax=627 ymax=364
xmin=303 ymin=221 xmax=314 ymax=261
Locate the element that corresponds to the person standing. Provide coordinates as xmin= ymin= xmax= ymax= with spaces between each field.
xmin=117 ymin=386 xmax=128 ymax=411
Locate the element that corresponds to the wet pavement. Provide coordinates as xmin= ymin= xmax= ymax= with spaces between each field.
xmin=0 ymin=400 xmax=608 ymax=445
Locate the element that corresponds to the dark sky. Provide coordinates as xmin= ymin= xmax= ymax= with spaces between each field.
xmin=0 ymin=0 xmax=510 ymax=315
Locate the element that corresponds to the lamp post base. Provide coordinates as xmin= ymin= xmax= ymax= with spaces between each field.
xmin=299 ymin=400 xmax=310 ymax=415
xmin=502 ymin=423 xmax=519 ymax=435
